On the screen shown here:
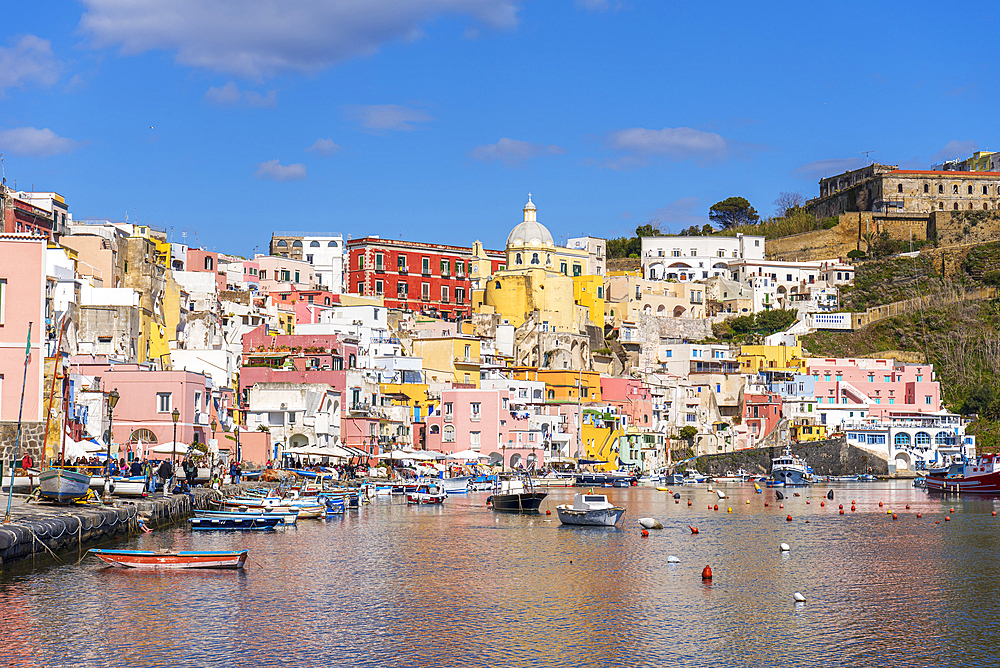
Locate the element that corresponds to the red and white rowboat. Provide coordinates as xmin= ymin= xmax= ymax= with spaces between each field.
xmin=925 ymin=453 xmax=1000 ymax=494
xmin=91 ymin=549 xmax=248 ymax=569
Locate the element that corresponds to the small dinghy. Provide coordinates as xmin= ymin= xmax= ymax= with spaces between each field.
xmin=91 ymin=549 xmax=248 ymax=569
xmin=556 ymin=493 xmax=626 ymax=527
xmin=189 ymin=516 xmax=280 ymax=531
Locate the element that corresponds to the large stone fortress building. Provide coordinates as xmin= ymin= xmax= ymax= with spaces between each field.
xmin=809 ymin=163 xmax=1000 ymax=219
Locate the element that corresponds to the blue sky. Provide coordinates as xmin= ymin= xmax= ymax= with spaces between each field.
xmin=0 ymin=1 xmax=994 ymax=255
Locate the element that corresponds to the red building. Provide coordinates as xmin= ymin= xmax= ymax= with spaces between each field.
xmin=346 ymin=237 xmax=504 ymax=319
xmin=1 ymin=189 xmax=54 ymax=238
xmin=744 ymin=393 xmax=784 ymax=445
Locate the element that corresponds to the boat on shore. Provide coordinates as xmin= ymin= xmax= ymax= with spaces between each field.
xmin=109 ymin=476 xmax=147 ymax=497
xmin=91 ymin=549 xmax=247 ymax=569
xmin=487 ymin=476 xmax=547 ymax=513
xmin=38 ymin=468 xmax=92 ymax=503
xmin=770 ymin=446 xmax=813 ymax=486
xmin=556 ymin=493 xmax=626 ymax=527
xmin=925 ymin=454 xmax=1000 ymax=494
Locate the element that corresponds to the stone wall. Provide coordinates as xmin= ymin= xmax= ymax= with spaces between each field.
xmin=0 ymin=422 xmax=45 ymax=465
xmin=691 ymin=438 xmax=888 ymax=477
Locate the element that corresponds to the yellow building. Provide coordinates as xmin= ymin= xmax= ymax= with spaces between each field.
xmin=739 ymin=344 xmax=807 ymax=374
xmin=510 ymin=368 xmax=602 ymax=403
xmin=411 ymin=336 xmax=481 ymax=386
xmin=573 ymin=275 xmax=605 ymax=329
xmin=791 ymin=422 xmax=827 ymax=442
xmin=505 ymin=194 xmax=589 ymax=275
xmin=581 ymin=410 xmax=623 ymax=471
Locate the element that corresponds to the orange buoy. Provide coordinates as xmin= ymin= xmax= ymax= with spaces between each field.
xmin=708 ymin=505 xmax=713 ymax=510
xmin=687 ymin=500 xmax=692 ymax=506
xmin=764 ymin=502 xmax=769 ymax=507
xmin=839 ymin=509 xmax=844 ymax=514
xmin=779 ymin=503 xmax=784 ymax=509
xmin=945 ymin=516 xmax=951 ymax=521
xmin=936 ymin=520 xmax=940 ymax=524
xmin=905 ymin=505 xmax=910 ymax=509
xmin=851 ymin=506 xmax=856 ymax=512
xmin=878 ymin=502 xmax=883 ymax=507
xmin=641 ymin=529 xmax=649 ymax=537
xmin=892 ymin=513 xmax=898 ymax=520
xmin=993 ymin=511 xmax=997 ymax=517
xmin=546 ymin=510 xmax=551 ymax=515
xmin=786 ymin=515 xmax=792 ymax=522
xmin=839 ymin=504 xmax=843 ymax=509
xmin=820 ymin=501 xmax=825 ymax=507
xmin=713 ymin=504 xmax=718 ymax=511
xmin=675 ymin=500 xmax=679 ymax=504
xmin=917 ymin=513 xmax=922 ymax=518
xmin=806 ymin=500 xmax=810 ymax=505
xmin=702 ymin=565 xmax=712 ymax=580
xmin=950 ymin=507 xmax=955 ymax=513
xmin=689 ymin=525 xmax=699 ymax=534
xmin=805 ymin=520 xmax=810 ymax=524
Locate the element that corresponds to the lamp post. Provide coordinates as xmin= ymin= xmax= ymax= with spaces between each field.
xmin=171 ymin=406 xmax=180 ymax=494
xmin=210 ymin=418 xmax=217 ymax=480
xmin=103 ymin=388 xmax=120 ymax=503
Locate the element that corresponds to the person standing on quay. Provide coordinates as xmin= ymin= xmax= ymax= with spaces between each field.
xmin=230 ymin=461 xmax=242 ymax=485
xmin=158 ymin=459 xmax=173 ymax=495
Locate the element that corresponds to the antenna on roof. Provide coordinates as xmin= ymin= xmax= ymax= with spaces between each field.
xmin=861 ymin=150 xmax=874 ymax=166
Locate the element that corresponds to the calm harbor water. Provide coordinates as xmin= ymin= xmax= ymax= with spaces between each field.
xmin=2 ymin=481 xmax=999 ymax=668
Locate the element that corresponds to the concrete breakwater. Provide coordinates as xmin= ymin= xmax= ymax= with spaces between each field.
xmin=692 ymin=438 xmax=890 ymax=477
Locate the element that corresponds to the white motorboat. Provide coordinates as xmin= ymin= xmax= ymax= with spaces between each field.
xmin=681 ymin=468 xmax=706 ymax=484
xmin=556 ymin=493 xmax=626 ymax=527
xmin=109 ymin=476 xmax=147 ymax=497
xmin=771 ymin=446 xmax=813 ymax=486
xmin=427 ymin=475 xmax=471 ymax=495
xmin=532 ymin=472 xmax=575 ymax=487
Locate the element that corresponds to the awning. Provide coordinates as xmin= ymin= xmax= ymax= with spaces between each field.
xmin=284 ymin=445 xmax=354 ymax=459
xmin=446 ymin=449 xmax=489 ymax=460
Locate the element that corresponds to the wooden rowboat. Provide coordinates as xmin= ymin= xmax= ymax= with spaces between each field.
xmin=38 ymin=468 xmax=92 ymax=502
xmin=91 ymin=549 xmax=248 ymax=569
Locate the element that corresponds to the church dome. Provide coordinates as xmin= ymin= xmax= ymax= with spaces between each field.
xmin=507 ymin=193 xmax=553 ymax=247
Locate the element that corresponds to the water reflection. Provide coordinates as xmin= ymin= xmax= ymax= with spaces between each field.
xmin=2 ymin=482 xmax=1000 ymax=667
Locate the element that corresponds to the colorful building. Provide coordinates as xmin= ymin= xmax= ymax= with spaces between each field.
xmin=739 ymin=344 xmax=807 ymax=374
xmin=410 ymin=335 xmax=481 ymax=386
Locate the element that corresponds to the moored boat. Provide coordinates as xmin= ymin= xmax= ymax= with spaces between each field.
xmin=194 ymin=508 xmax=298 ymax=525
xmin=91 ymin=549 xmax=247 ymax=569
xmin=109 ymin=476 xmax=147 ymax=497
xmin=925 ymin=454 xmax=1000 ymax=494
xmin=487 ymin=476 xmax=547 ymax=513
xmin=556 ymin=493 xmax=626 ymax=527
xmin=770 ymin=446 xmax=813 ymax=486
xmin=406 ymin=482 xmax=446 ymax=505
xmin=189 ymin=516 xmax=280 ymax=531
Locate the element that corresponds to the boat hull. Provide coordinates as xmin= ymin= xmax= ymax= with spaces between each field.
xmin=489 ymin=492 xmax=548 ymax=513
xmin=556 ymin=506 xmax=626 ymax=527
xmin=189 ymin=516 xmax=280 ymax=530
xmin=532 ymin=477 xmax=575 ymax=487
xmin=38 ymin=468 xmax=92 ymax=502
xmin=92 ymin=549 xmax=247 ymax=569
xmin=109 ymin=477 xmax=147 ymax=497
xmin=194 ymin=509 xmax=298 ymax=525
xmin=406 ymin=493 xmax=445 ymax=504
xmin=925 ymin=472 xmax=1000 ymax=494
xmin=771 ymin=468 xmax=811 ymax=486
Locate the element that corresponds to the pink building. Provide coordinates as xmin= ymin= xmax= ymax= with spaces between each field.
xmin=256 ymin=256 xmax=316 ymax=294
xmin=99 ymin=366 xmax=211 ymax=458
xmin=425 ymin=388 xmax=546 ymax=468
xmin=743 ymin=393 xmax=783 ymax=447
xmin=0 ymin=236 xmax=45 ymax=425
xmin=807 ymin=358 xmax=941 ymax=428
xmin=600 ymin=377 xmax=653 ymax=430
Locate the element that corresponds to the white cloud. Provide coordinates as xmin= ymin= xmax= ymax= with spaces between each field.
xmin=204 ymin=82 xmax=277 ymax=107
xmin=255 ymin=159 xmax=306 ymax=181
xmin=79 ymin=0 xmax=520 ymax=78
xmin=469 ymin=137 xmax=565 ymax=167
xmin=647 ymin=197 xmax=704 ymax=226
xmin=306 ymin=138 xmax=342 ymax=156
xmin=931 ymin=140 xmax=977 ymax=164
xmin=0 ymin=35 xmax=62 ymax=93
xmin=0 ymin=127 xmax=81 ymax=157
xmin=793 ymin=157 xmax=864 ymax=178
xmin=345 ymin=104 xmax=434 ymax=133
xmin=607 ymin=126 xmax=728 ymax=162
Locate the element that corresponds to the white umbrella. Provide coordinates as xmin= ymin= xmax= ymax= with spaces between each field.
xmin=151 ymin=441 xmax=190 ymax=455
xmin=285 ymin=445 xmax=354 ymax=459
xmin=446 ymin=449 xmax=489 ymax=460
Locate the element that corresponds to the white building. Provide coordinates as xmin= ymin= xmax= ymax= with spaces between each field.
xmin=302 ymin=235 xmax=345 ymax=293
xmin=297 ymin=304 xmax=400 ymax=363
xmin=728 ymin=259 xmax=852 ymax=312
xmin=657 ymin=343 xmax=738 ymax=379
xmin=641 ymin=234 xmax=764 ymax=282
xmin=244 ymin=382 xmax=342 ymax=450
xmin=843 ymin=412 xmax=974 ymax=473
xmin=566 ymin=236 xmax=607 ymax=276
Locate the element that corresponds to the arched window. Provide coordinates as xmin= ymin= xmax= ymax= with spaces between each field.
xmin=429 ymin=424 xmax=440 ymax=434
xmin=915 ymin=431 xmax=931 ymax=445
xmin=204 ymin=256 xmax=214 ymax=270
xmin=277 ymin=240 xmax=287 ymax=247
xmin=309 ymin=241 xmax=320 ymax=247
xmin=935 ymin=432 xmax=951 ymax=445
xmin=443 ymin=425 xmax=455 ymax=442
xmin=328 ymin=241 xmax=338 ymax=247
xmin=292 ymin=240 xmax=303 ymax=248
xmin=495 ymin=281 xmax=501 ymax=289
xmin=515 ymin=253 xmax=522 ymax=265
xmin=324 ymin=297 xmax=331 ymax=305
xmin=128 ymin=429 xmax=158 ymax=444
xmin=348 ymin=354 xmax=357 ymax=369
xmin=546 ymin=253 xmax=551 ymax=264
xmin=531 ymin=253 xmax=540 ymax=265
xmin=894 ymin=432 xmax=910 ymax=446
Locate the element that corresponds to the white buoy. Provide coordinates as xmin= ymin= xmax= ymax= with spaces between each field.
xmin=780 ymin=543 xmax=790 ymax=552
xmin=707 ymin=486 xmax=713 ymax=493
xmin=716 ymin=490 xmax=727 ymax=499
xmin=638 ymin=517 xmax=663 ymax=530
xmin=793 ymin=592 xmax=806 ymax=602
xmin=667 ymin=555 xmax=680 ymax=563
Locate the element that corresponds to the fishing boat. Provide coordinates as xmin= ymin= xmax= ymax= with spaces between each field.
xmin=194 ymin=508 xmax=298 ymax=525
xmin=681 ymin=468 xmax=707 ymax=484
xmin=38 ymin=468 xmax=92 ymax=503
xmin=91 ymin=549 xmax=247 ymax=569
xmin=487 ymin=475 xmax=547 ymax=513
xmin=556 ymin=493 xmax=626 ymax=527
xmin=189 ymin=516 xmax=280 ymax=531
xmin=532 ymin=472 xmax=575 ymax=488
xmin=575 ymin=471 xmax=637 ymax=486
xmin=770 ymin=446 xmax=813 ymax=486
xmin=925 ymin=453 xmax=1000 ymax=494
xmin=435 ymin=475 xmax=473 ymax=495
xmin=109 ymin=476 xmax=147 ymax=497
xmin=406 ymin=482 xmax=446 ymax=505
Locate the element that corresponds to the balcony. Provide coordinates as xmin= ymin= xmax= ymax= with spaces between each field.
xmin=444 ymin=413 xmax=453 ymax=422
xmin=454 ymin=356 xmax=480 ymax=365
